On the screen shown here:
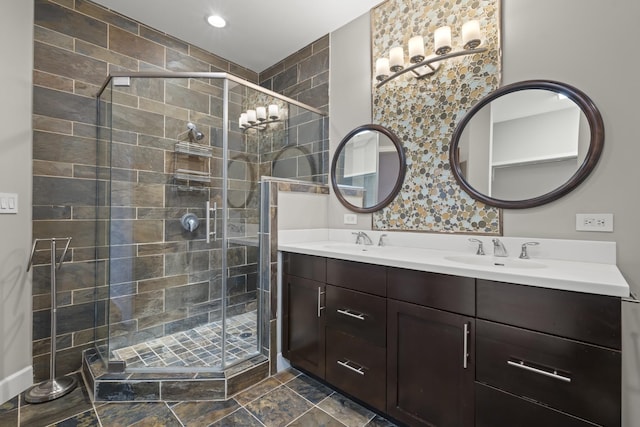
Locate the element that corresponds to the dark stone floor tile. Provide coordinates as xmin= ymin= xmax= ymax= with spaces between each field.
xmin=49 ymin=408 xmax=100 ymax=426
xmin=233 ymin=377 xmax=281 ymax=405
xmin=286 ymin=407 xmax=345 ymax=427
xmin=210 ymin=408 xmax=263 ymax=427
xmin=365 ymin=415 xmax=399 ymax=427
xmin=285 ymin=374 xmax=334 ymax=404
xmin=317 ymin=393 xmax=375 ymax=427
xmin=95 ymin=402 xmax=180 ymax=426
xmin=0 ymin=407 xmax=18 ymax=426
xmin=170 ymin=399 xmax=240 ymax=425
xmin=19 ymin=374 xmax=92 ymax=427
xmin=244 ymin=385 xmax=313 ymax=427
xmin=272 ymin=367 xmax=301 ymax=384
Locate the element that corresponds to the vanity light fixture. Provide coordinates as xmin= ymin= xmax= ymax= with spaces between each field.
xmin=375 ymin=20 xmax=487 ymax=88
xmin=239 ymin=104 xmax=282 ymax=131
xmin=207 ymin=14 xmax=227 ymax=28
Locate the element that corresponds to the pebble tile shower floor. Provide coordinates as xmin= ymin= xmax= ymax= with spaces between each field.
xmin=0 ymin=368 xmax=399 ymax=426
xmin=112 ymin=311 xmax=259 ymax=369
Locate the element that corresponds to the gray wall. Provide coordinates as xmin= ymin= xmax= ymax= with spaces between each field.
xmin=500 ymin=0 xmax=640 ymax=293
xmin=0 ymin=0 xmax=34 ymax=403
xmin=328 ymin=13 xmax=373 ymax=229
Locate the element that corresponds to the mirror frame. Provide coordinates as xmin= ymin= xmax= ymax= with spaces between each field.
xmin=449 ymin=80 xmax=604 ymax=209
xmin=331 ymin=124 xmax=406 ymax=213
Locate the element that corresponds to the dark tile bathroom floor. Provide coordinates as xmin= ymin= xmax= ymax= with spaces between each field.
xmin=0 ymin=368 xmax=399 ymax=427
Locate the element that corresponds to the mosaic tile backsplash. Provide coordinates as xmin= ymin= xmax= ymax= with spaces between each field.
xmin=371 ymin=0 xmax=502 ymax=234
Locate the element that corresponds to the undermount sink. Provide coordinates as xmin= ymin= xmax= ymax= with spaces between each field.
xmin=444 ymin=255 xmax=547 ymax=269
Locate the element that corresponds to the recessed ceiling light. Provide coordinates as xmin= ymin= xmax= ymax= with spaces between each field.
xmin=207 ymin=15 xmax=226 ymax=28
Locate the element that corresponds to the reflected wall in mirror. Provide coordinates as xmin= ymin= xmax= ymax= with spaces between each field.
xmin=450 ymin=80 xmax=604 ymax=209
xmin=331 ymin=124 xmax=406 ymax=213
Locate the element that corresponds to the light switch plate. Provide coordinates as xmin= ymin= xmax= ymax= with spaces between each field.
xmin=0 ymin=192 xmax=18 ymax=214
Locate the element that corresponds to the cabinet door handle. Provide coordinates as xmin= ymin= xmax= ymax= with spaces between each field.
xmin=337 ymin=308 xmax=366 ymax=321
xmin=317 ymin=287 xmax=325 ymax=317
xmin=507 ymin=360 xmax=571 ymax=383
xmin=337 ymin=359 xmax=365 ymax=376
xmin=463 ymin=322 xmax=470 ymax=369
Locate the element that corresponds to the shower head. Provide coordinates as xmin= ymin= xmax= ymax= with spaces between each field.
xmin=186 ymin=122 xmax=205 ymax=141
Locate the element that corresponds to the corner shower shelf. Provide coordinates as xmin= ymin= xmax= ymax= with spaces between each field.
xmin=174 ymin=169 xmax=211 ymax=183
xmin=174 ymin=141 xmax=213 ymax=158
xmin=174 ymin=141 xmax=212 ymax=191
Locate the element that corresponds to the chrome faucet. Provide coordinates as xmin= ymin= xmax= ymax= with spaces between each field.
xmin=352 ymin=231 xmax=373 ymax=245
xmin=492 ymin=238 xmax=508 ymax=257
xmin=519 ymin=242 xmax=540 ymax=259
xmin=378 ymin=234 xmax=388 ymax=247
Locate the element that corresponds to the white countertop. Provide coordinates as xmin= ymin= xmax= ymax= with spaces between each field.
xmin=278 ymin=230 xmax=630 ymax=298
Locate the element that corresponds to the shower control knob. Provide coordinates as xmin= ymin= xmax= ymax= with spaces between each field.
xmin=181 ymin=213 xmax=200 ymax=232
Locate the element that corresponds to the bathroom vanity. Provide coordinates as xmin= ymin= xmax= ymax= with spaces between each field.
xmin=280 ymin=234 xmax=627 ymax=427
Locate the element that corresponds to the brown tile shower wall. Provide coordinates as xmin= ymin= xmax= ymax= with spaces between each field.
xmin=259 ymin=36 xmax=330 ymax=184
xmin=32 ymin=0 xmax=258 ymax=381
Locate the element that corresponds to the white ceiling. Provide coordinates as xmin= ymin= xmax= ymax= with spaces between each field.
xmin=92 ymin=0 xmax=383 ymax=73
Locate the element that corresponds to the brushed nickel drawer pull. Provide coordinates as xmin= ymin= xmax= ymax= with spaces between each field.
xmin=337 ymin=360 xmax=365 ymax=376
xmin=337 ymin=308 xmax=366 ymax=321
xmin=507 ymin=360 xmax=571 ymax=383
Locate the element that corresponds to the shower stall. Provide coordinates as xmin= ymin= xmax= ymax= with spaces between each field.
xmin=92 ymin=72 xmax=325 ymax=383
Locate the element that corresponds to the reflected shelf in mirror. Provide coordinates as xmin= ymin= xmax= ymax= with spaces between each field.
xmin=449 ymin=80 xmax=604 ymax=209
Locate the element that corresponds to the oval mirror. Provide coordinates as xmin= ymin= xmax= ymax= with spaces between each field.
xmin=331 ymin=124 xmax=406 ymax=213
xmin=450 ymin=80 xmax=604 ymax=209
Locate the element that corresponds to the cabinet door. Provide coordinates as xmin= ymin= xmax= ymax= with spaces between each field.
xmin=282 ymin=274 xmax=326 ymax=378
xmin=387 ymin=299 xmax=475 ymax=427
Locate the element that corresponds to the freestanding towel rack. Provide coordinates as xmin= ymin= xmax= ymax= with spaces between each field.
xmin=25 ymin=237 xmax=77 ymax=403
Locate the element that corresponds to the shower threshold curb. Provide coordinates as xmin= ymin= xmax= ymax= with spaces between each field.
xmin=81 ymin=349 xmax=269 ymax=402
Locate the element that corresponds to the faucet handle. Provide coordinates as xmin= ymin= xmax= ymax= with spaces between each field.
xmin=378 ymin=234 xmax=388 ymax=247
xmin=468 ymin=238 xmax=485 ymax=255
xmin=519 ymin=241 xmax=540 ymax=259
xmin=352 ymin=232 xmax=362 ymax=244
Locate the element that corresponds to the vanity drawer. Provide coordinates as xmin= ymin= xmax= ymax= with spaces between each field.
xmin=326 ymin=285 xmax=386 ymax=347
xmin=476 ymin=320 xmax=621 ymax=427
xmin=325 ymin=327 xmax=386 ymax=411
xmin=476 ymin=383 xmax=597 ymax=427
xmin=477 ymin=279 xmax=621 ymax=349
xmin=284 ymin=252 xmax=326 ymax=282
xmin=326 ymin=258 xmax=386 ymax=297
xmin=387 ymin=268 xmax=475 ymax=316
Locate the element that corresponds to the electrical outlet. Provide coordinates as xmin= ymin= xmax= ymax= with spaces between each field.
xmin=576 ymin=213 xmax=613 ymax=232
xmin=344 ymin=214 xmax=357 ymax=225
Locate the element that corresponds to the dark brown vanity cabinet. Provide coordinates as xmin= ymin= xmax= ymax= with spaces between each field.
xmin=282 ymin=253 xmax=327 ymax=378
xmin=387 ymin=269 xmax=476 ymax=427
xmin=475 ymin=280 xmax=622 ymax=427
xmin=282 ymin=253 xmax=622 ymax=427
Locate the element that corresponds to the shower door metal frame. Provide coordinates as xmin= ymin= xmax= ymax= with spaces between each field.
xmin=95 ymin=72 xmax=325 ymax=374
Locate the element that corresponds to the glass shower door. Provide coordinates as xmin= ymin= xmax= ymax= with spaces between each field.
xmin=103 ymin=75 xmax=229 ymax=371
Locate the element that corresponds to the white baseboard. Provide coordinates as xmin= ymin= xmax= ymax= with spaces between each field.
xmin=276 ymin=353 xmax=291 ymax=372
xmin=0 ymin=366 xmax=33 ymax=405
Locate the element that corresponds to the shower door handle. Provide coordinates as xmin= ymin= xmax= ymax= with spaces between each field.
xmin=206 ymin=201 xmax=217 ymax=243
